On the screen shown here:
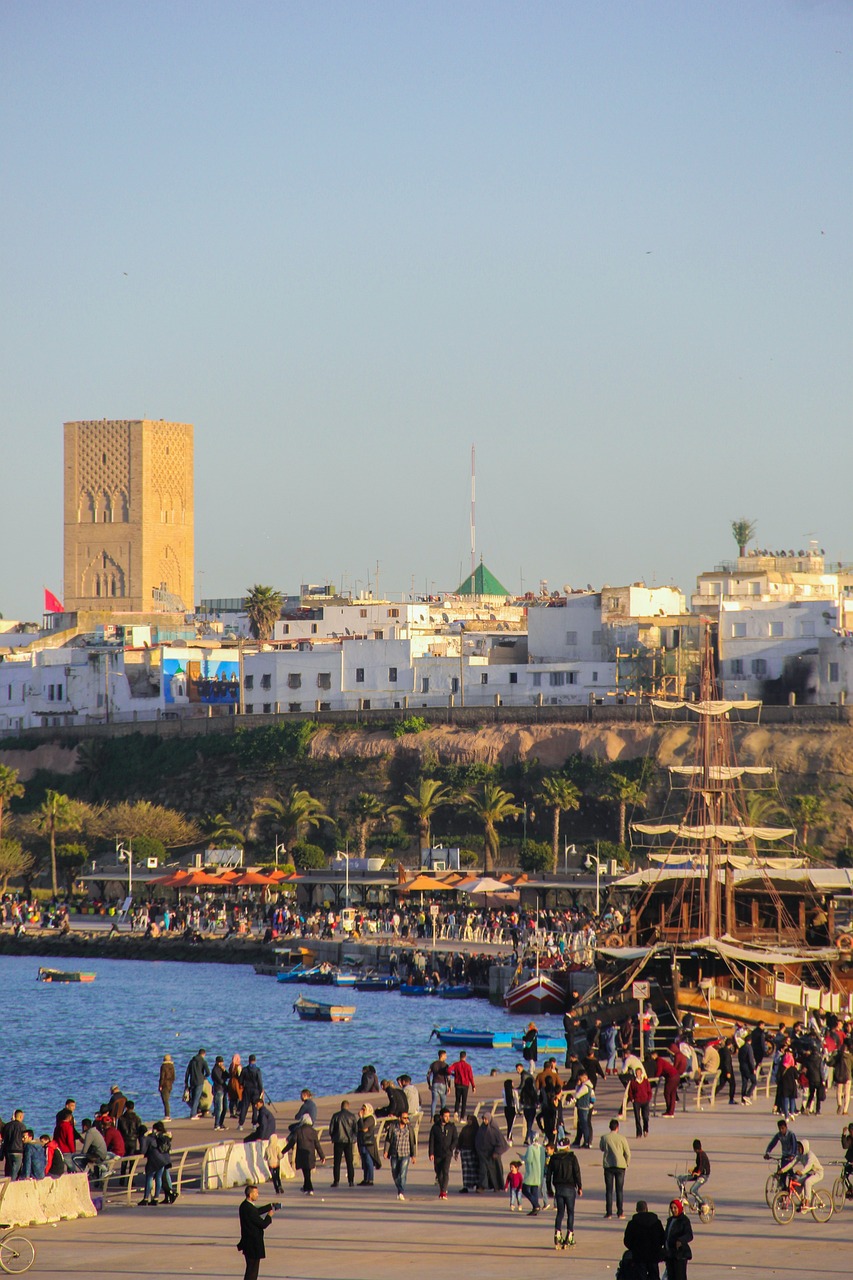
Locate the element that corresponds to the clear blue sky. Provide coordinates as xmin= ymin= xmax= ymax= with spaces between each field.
xmin=1 ymin=1 xmax=851 ymax=619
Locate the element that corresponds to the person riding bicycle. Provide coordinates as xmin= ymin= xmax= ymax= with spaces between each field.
xmin=679 ymin=1139 xmax=710 ymax=1207
xmin=780 ymin=1139 xmax=823 ymax=1210
xmin=764 ymin=1119 xmax=797 ymax=1189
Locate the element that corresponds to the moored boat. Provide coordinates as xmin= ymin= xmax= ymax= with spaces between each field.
xmin=37 ymin=967 xmax=95 ymax=983
xmin=331 ymin=971 xmax=359 ymax=987
xmin=431 ymin=1026 xmax=513 ymax=1048
xmin=353 ymin=976 xmax=400 ymax=991
xmin=510 ymin=1035 xmax=567 ymax=1055
xmin=437 ymin=983 xmax=475 ymax=999
xmin=276 ymin=965 xmax=323 ymax=984
xmin=293 ymin=994 xmax=356 ymax=1022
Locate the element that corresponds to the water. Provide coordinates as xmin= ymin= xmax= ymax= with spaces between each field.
xmin=4 ymin=954 xmax=568 ymax=1134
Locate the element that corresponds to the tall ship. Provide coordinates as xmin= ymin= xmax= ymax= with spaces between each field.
xmin=580 ymin=630 xmax=853 ymax=1036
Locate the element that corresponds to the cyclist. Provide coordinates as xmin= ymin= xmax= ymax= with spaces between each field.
xmin=780 ymin=1139 xmax=823 ymax=1210
xmin=764 ymin=1119 xmax=797 ymax=1188
xmin=679 ymin=1139 xmax=710 ymax=1207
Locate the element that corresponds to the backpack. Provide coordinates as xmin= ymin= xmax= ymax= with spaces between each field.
xmin=155 ymin=1131 xmax=172 ymax=1155
xmin=48 ymin=1147 xmax=66 ymax=1178
xmin=616 ymin=1251 xmax=647 ymax=1280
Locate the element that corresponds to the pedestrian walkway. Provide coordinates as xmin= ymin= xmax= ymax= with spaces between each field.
xmin=21 ymin=1076 xmax=850 ymax=1278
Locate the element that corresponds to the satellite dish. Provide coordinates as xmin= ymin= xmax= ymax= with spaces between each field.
xmin=562 ymin=585 xmax=572 ymax=595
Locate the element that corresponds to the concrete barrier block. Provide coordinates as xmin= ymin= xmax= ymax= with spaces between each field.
xmin=202 ymin=1142 xmax=295 ymax=1191
xmin=0 ymin=1173 xmax=96 ymax=1226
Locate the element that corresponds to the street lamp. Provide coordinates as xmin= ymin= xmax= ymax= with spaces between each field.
xmin=584 ymin=845 xmax=602 ymax=917
xmin=563 ymin=841 xmax=577 ymax=874
xmin=116 ymin=838 xmax=133 ymax=899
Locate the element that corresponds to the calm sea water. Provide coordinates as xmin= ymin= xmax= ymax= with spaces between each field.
xmin=4 ymin=954 xmax=567 ymax=1134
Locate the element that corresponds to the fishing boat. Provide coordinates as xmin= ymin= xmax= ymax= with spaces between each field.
xmin=37 ymin=968 xmax=96 ymax=983
xmin=504 ymin=948 xmax=570 ymax=1015
xmin=331 ymin=971 xmax=359 ymax=987
xmin=276 ymin=964 xmax=323 ymax=984
xmin=431 ymin=1027 xmax=513 ymax=1048
xmin=399 ymin=983 xmax=436 ymax=997
xmin=580 ymin=628 xmax=853 ymax=1036
xmin=353 ymin=975 xmax=400 ymax=991
xmin=292 ymin=994 xmax=356 ymax=1023
xmin=437 ymin=983 xmax=475 ymax=999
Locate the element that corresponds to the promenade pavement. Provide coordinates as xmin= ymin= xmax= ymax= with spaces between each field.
xmin=19 ymin=1074 xmax=850 ymax=1278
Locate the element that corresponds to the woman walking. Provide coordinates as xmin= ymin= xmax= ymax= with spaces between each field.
xmin=628 ymin=1065 xmax=652 ymax=1138
xmin=158 ymin=1055 xmax=175 ymax=1119
xmin=456 ymin=1114 xmax=480 ymax=1193
xmin=228 ymin=1054 xmax=244 ymax=1120
xmin=283 ymin=1115 xmax=325 ymax=1194
xmin=356 ymin=1103 xmax=380 ymax=1186
xmin=663 ymin=1199 xmax=693 ymax=1280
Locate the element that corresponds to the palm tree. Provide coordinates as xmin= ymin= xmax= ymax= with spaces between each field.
xmin=601 ymin=772 xmax=647 ymax=847
xmin=33 ymin=790 xmax=79 ymax=895
xmin=464 ymin=782 xmax=521 ymax=874
xmin=731 ymin=518 xmax=757 ymax=558
xmin=351 ymin=793 xmax=384 ymax=856
xmin=255 ymin=786 xmax=330 ymax=850
xmin=0 ymin=764 xmax=24 ymax=842
xmin=204 ymin=813 xmax=247 ymax=848
xmin=244 ymin=585 xmax=284 ymax=642
xmin=791 ymin=794 xmax=827 ymax=851
xmin=537 ymin=775 xmax=582 ymax=874
xmin=389 ymin=778 xmax=451 ymax=857
xmin=0 ymin=838 xmax=34 ymax=895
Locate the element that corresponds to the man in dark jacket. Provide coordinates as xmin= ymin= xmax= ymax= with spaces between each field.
xmin=516 ymin=1063 xmax=538 ymax=1144
xmin=474 ymin=1112 xmax=508 ymax=1191
xmin=117 ymin=1101 xmax=144 ymax=1157
xmin=184 ymin=1049 xmax=210 ymax=1119
xmin=246 ymin=1101 xmax=276 ymax=1145
xmin=376 ymin=1079 xmax=407 ymax=1118
xmin=428 ymin=1106 xmax=458 ymax=1199
xmin=1 ymin=1110 xmax=26 ymax=1180
xmin=549 ymin=1141 xmax=583 ymax=1250
xmin=328 ymin=1100 xmax=358 ymax=1188
xmin=211 ymin=1056 xmax=229 ymax=1131
xmin=238 ymin=1182 xmax=276 ymax=1280
xmin=623 ymin=1199 xmax=666 ymax=1280
xmin=738 ymin=1037 xmax=757 ymax=1105
xmin=239 ymin=1056 xmax=264 ymax=1129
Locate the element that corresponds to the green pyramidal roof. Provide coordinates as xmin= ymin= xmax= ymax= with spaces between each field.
xmin=456 ymin=561 xmax=510 ymax=597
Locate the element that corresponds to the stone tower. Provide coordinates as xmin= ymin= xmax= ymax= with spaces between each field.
xmin=63 ymin=419 xmax=194 ymax=613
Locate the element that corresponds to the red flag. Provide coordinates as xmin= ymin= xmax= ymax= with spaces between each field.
xmin=44 ymin=588 xmax=64 ymax=613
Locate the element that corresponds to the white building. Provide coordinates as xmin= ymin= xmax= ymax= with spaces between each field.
xmin=717 ymin=599 xmax=842 ymax=700
xmin=815 ymin=633 xmax=853 ymax=704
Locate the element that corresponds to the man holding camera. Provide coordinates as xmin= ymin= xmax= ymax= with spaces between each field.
xmin=238 ymin=1183 xmax=278 ymax=1280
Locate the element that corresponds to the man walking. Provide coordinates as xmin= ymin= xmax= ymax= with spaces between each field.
xmin=600 ymin=1117 xmax=631 ymax=1219
xmin=237 ymin=1182 xmax=277 ymax=1280
xmin=548 ymin=1138 xmax=583 ymax=1249
xmin=516 ymin=1062 xmax=538 ymax=1144
xmin=449 ymin=1051 xmax=476 ymax=1119
xmin=184 ymin=1048 xmax=210 ymax=1119
xmin=384 ymin=1111 xmax=415 ymax=1201
xmin=1 ymin=1110 xmax=25 ymax=1180
xmin=211 ymin=1056 xmax=229 ymax=1131
xmin=428 ymin=1105 xmax=458 ymax=1199
xmin=239 ymin=1055 xmax=264 ymax=1129
xmin=158 ymin=1054 xmax=175 ymax=1118
xmin=328 ymin=1100 xmax=358 ymax=1188
xmin=427 ymin=1049 xmax=451 ymax=1119
xmin=623 ymin=1200 xmax=666 ymax=1280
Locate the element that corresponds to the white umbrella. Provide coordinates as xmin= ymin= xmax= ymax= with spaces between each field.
xmin=457 ymin=876 xmax=512 ymax=895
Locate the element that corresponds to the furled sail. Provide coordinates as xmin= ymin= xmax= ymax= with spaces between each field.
xmin=652 ymin=699 xmax=761 ymax=715
xmin=632 ymin=821 xmax=795 ymax=842
xmin=669 ymin=765 xmax=772 ymax=779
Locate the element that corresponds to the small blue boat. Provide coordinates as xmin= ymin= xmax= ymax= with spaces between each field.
xmin=354 ymin=976 xmax=400 ymax=991
xmin=276 ymin=965 xmax=322 ymax=984
xmin=331 ymin=972 xmax=359 ymax=987
xmin=437 ymin=984 xmax=475 ymax=999
xmin=400 ymin=983 xmax=436 ymax=997
xmin=431 ymin=1026 xmax=515 ymax=1048
xmin=510 ymin=1036 xmax=568 ymax=1054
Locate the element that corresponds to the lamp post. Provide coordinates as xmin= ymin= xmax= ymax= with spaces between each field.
xmin=274 ymin=837 xmax=285 ymax=869
xmin=116 ymin=838 xmax=133 ymax=897
xmin=584 ymin=845 xmax=602 ymax=917
xmin=563 ymin=841 xmax=576 ymax=874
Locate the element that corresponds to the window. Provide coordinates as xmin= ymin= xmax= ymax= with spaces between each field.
xmin=281 ymin=624 xmax=289 ymax=634
xmin=592 ymin=671 xmax=598 ymax=682
xmin=730 ymin=658 xmax=744 ymax=675
xmin=261 ymin=673 xmax=271 ymax=689
xmin=829 ymin=662 xmax=840 ymax=683
xmin=355 ymin=668 xmax=365 ymax=683
xmin=359 ymin=609 xmax=367 ymax=618
xmin=244 ymin=674 xmax=254 ymax=689
xmin=287 ymin=673 xmax=302 ymax=689
xmin=768 ymin=622 xmax=783 ymax=637
xmin=319 ymin=701 xmax=331 ymax=711
xmin=568 ymin=671 xmax=578 ymax=684
xmin=421 ymin=677 xmax=430 ymax=693
xmin=731 ymin=622 xmax=747 ymax=638
xmin=317 ymin=673 xmax=331 ymax=690
xmin=48 ymin=684 xmax=55 ymax=701
xmin=387 ymin=608 xmax=399 ymax=618
xmin=288 ymin=702 xmax=301 ymax=713
xmin=373 ymin=630 xmax=383 ymax=639
xmin=263 ymin=703 xmax=271 ymax=714
xmin=751 ymin=658 xmax=767 ymax=675
xmin=451 ymin=677 xmax=459 ymax=694
xmin=799 ymin=622 xmax=815 ymax=638
xmin=750 ymin=581 xmax=761 ymax=595
xmin=608 ymin=597 xmax=620 ymax=611
xmin=532 ymin=672 xmax=542 ymax=687
xmin=388 ymin=667 xmax=397 ymax=683
xmin=566 ymin=630 xmax=577 ymax=645
xmin=480 ymin=673 xmax=488 ymax=685
xmin=550 ymin=672 xmax=565 ymax=687
xmin=362 ymin=699 xmax=371 ymax=709
xmin=509 ymin=671 xmax=518 ymax=684
xmin=311 ymin=623 xmax=318 ymax=634
xmin=245 ymin=703 xmax=253 ymax=714
xmin=57 ymin=683 xmax=63 ymax=701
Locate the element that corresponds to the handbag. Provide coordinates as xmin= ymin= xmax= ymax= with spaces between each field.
xmin=182 ymin=1088 xmax=191 ymax=1103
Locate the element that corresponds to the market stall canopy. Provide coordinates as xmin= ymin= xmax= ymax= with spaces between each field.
xmin=231 ymin=871 xmax=278 ymax=887
xmin=402 ymin=874 xmax=457 ymax=893
xmin=456 ymin=875 xmax=514 ymax=894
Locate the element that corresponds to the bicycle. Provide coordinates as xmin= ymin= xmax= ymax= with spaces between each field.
xmin=669 ymin=1172 xmax=716 ymax=1223
xmin=770 ymin=1174 xmax=833 ymax=1225
xmin=764 ymin=1157 xmax=786 ymax=1208
xmin=0 ymin=1225 xmax=35 ymax=1274
xmin=829 ymin=1161 xmax=853 ymax=1213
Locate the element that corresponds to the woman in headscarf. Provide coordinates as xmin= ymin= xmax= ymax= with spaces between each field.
xmin=456 ymin=1113 xmax=480 ymax=1193
xmin=356 ymin=1103 xmax=380 ymax=1186
xmin=663 ymin=1199 xmax=693 ymax=1280
xmin=776 ymin=1049 xmax=799 ymax=1120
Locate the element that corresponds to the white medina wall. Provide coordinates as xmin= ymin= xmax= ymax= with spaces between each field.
xmin=625 ymin=585 xmax=685 ymax=615
xmin=274 ymin=603 xmax=429 ymax=642
xmin=245 ymin=646 xmax=345 ymax=711
xmin=527 ymin=595 xmax=603 ymax=663
xmin=719 ymin=599 xmax=835 ymax=699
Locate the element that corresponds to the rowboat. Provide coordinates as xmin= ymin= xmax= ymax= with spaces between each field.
xmin=37 ymin=968 xmax=96 ymax=983
xmin=399 ymin=983 xmax=435 ymax=997
xmin=331 ymin=971 xmax=359 ymax=987
xmin=436 ymin=983 xmax=475 ymax=999
xmin=293 ymin=994 xmax=356 ymax=1022
xmin=353 ymin=976 xmax=400 ymax=991
xmin=431 ymin=1027 xmax=513 ymax=1049
xmin=276 ymin=965 xmax=323 ymax=984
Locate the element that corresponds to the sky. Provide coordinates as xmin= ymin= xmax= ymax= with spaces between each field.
xmin=1 ymin=1 xmax=851 ymax=619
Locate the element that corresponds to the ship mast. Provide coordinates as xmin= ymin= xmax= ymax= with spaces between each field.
xmin=700 ymin=627 xmax=720 ymax=939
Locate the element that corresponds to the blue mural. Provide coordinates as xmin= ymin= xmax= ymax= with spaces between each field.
xmin=163 ymin=656 xmax=240 ymax=705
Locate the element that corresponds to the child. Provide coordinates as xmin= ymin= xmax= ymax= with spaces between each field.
xmin=505 ymin=1160 xmax=524 ymax=1210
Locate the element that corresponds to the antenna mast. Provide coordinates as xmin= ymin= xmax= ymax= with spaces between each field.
xmin=470 ymin=444 xmax=476 ymax=578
